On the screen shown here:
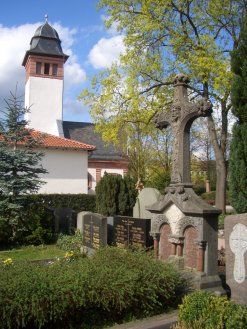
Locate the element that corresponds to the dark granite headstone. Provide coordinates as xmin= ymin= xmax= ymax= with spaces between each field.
xmin=53 ymin=208 xmax=76 ymax=235
xmin=112 ymin=216 xmax=153 ymax=248
xmin=83 ymin=212 xmax=107 ymax=250
xmin=225 ymin=213 xmax=247 ymax=304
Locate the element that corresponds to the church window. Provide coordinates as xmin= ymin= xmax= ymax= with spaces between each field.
xmin=36 ymin=62 xmax=42 ymax=74
xmin=44 ymin=63 xmax=50 ymax=75
xmin=52 ymin=64 xmax=58 ymax=76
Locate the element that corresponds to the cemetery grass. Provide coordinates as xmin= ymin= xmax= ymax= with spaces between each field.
xmin=0 ymin=244 xmax=65 ymax=262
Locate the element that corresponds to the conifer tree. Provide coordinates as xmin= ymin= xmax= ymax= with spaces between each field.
xmin=0 ymin=92 xmax=47 ymax=239
xmin=96 ymin=173 xmax=137 ymax=216
xmin=229 ymin=15 xmax=247 ymax=213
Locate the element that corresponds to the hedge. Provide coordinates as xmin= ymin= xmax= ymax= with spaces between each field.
xmin=0 ymin=194 xmax=96 ymax=248
xmin=0 ymin=247 xmax=186 ymax=329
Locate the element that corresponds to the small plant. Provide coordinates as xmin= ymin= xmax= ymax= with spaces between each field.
xmin=56 ymin=230 xmax=83 ymax=253
xmin=175 ymin=291 xmax=247 ymax=329
xmin=2 ymin=257 xmax=13 ymax=267
xmin=64 ymin=250 xmax=78 ymax=262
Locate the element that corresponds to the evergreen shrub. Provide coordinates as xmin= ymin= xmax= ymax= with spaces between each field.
xmin=96 ymin=173 xmax=137 ymax=216
xmin=0 ymin=247 xmax=186 ymax=329
xmin=175 ymin=291 xmax=247 ymax=329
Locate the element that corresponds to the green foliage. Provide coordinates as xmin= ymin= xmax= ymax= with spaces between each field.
xmin=229 ymin=124 xmax=247 ymax=213
xmin=193 ymin=185 xmax=206 ymax=196
xmin=146 ymin=169 xmax=171 ymax=194
xmin=0 ymin=194 xmax=96 ymax=249
xmin=81 ymin=0 xmax=245 ymax=213
xmin=0 ymin=93 xmax=47 ymax=241
xmin=229 ymin=16 xmax=247 ymax=213
xmin=231 ymin=15 xmax=247 ymax=123
xmin=177 ymin=290 xmax=247 ymax=329
xmin=96 ymin=173 xmax=137 ymax=216
xmin=56 ymin=230 xmax=83 ymax=253
xmin=0 ymin=247 xmax=186 ymax=329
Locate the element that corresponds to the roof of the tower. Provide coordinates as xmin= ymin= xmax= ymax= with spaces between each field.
xmin=22 ymin=20 xmax=69 ymax=66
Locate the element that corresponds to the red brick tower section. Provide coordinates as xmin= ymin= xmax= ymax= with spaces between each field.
xmin=24 ymin=55 xmax=65 ymax=82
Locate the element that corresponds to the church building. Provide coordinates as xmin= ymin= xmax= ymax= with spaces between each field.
xmin=22 ymin=18 xmax=128 ymax=194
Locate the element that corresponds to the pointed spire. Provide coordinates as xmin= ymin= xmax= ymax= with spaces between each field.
xmin=45 ymin=14 xmax=48 ymax=23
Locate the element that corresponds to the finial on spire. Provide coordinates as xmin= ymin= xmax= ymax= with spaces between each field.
xmin=45 ymin=14 xmax=48 ymax=23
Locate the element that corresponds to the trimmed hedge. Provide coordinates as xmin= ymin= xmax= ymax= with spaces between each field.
xmin=174 ymin=291 xmax=247 ymax=329
xmin=0 ymin=194 xmax=96 ymax=248
xmin=0 ymin=247 xmax=186 ymax=329
xmin=24 ymin=193 xmax=96 ymax=213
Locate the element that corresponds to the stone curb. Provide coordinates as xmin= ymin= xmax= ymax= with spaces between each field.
xmin=109 ymin=310 xmax=178 ymax=329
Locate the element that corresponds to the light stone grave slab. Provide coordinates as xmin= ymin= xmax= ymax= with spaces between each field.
xmin=225 ymin=213 xmax=247 ymax=304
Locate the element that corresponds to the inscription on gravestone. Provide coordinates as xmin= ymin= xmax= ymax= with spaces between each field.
xmin=83 ymin=213 xmax=107 ymax=250
xmin=113 ymin=216 xmax=153 ymax=248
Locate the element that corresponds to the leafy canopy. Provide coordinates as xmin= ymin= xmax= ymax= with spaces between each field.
xmin=80 ymin=0 xmax=241 ymax=142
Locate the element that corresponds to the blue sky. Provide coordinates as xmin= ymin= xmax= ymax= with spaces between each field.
xmin=0 ymin=0 xmax=124 ymax=122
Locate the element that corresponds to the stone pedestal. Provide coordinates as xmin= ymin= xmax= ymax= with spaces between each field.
xmin=225 ymin=214 xmax=247 ymax=304
xmin=147 ymin=184 xmax=225 ymax=294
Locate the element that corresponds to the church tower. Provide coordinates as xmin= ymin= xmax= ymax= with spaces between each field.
xmin=22 ymin=17 xmax=69 ymax=137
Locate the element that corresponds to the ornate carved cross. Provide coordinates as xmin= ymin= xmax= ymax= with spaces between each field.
xmin=154 ymin=74 xmax=212 ymax=184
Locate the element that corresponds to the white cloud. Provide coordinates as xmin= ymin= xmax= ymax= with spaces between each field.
xmin=53 ymin=23 xmax=77 ymax=51
xmin=0 ymin=23 xmax=39 ymax=108
xmin=0 ymin=22 xmax=86 ymax=115
xmin=64 ymin=62 xmax=86 ymax=88
xmin=88 ymin=35 xmax=125 ymax=69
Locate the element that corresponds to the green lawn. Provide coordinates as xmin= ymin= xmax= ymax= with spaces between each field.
xmin=0 ymin=245 xmax=65 ymax=262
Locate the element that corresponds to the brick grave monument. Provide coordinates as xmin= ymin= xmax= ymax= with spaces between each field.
xmin=147 ymin=74 xmax=224 ymax=293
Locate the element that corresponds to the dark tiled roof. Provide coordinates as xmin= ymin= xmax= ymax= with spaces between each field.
xmin=22 ymin=22 xmax=68 ymax=66
xmin=63 ymin=121 xmax=127 ymax=160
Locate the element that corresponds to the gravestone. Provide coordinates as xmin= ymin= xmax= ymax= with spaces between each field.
xmin=225 ymin=213 xmax=247 ymax=304
xmin=53 ymin=208 xmax=76 ymax=235
xmin=81 ymin=212 xmax=107 ymax=253
xmin=133 ymin=187 xmax=161 ymax=219
xmin=77 ymin=211 xmax=89 ymax=233
xmin=112 ymin=216 xmax=153 ymax=248
xmin=148 ymin=74 xmax=224 ymax=293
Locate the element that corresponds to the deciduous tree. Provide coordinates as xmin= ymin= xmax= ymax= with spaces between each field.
xmin=80 ymin=0 xmax=246 ymax=212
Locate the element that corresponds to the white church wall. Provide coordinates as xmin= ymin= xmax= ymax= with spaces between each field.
xmin=25 ymin=77 xmax=64 ymax=137
xmin=88 ymin=168 xmax=96 ymax=191
xmin=38 ymin=148 xmax=88 ymax=194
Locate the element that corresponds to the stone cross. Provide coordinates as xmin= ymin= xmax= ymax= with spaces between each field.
xmin=230 ymin=223 xmax=247 ymax=284
xmin=154 ymin=74 xmax=212 ymax=184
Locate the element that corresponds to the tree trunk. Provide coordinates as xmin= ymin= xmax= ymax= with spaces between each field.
xmin=207 ymin=115 xmax=227 ymax=213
